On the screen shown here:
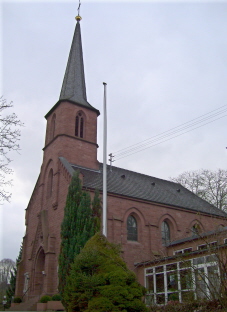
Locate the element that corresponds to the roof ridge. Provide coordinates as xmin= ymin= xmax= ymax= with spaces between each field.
xmin=71 ymin=163 xmax=100 ymax=173
xmin=99 ymin=162 xmax=177 ymax=184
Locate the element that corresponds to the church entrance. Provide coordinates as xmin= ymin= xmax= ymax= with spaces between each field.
xmin=33 ymin=248 xmax=45 ymax=296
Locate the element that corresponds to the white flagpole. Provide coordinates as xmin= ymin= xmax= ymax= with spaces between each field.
xmin=103 ymin=82 xmax=107 ymax=237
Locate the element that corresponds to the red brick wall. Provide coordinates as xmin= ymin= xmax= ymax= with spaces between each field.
xmin=106 ymin=194 xmax=227 ymax=272
xmin=17 ymin=166 xmax=227 ymax=298
xmin=44 ymin=101 xmax=99 ymax=170
xmin=16 ymin=99 xmax=227 ymax=299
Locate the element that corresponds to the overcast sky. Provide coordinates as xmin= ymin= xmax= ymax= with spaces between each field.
xmin=1 ymin=0 xmax=227 ymax=261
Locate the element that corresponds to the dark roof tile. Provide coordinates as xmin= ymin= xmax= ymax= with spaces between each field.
xmin=59 ymin=157 xmax=227 ymax=218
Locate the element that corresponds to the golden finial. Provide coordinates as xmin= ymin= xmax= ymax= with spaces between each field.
xmin=76 ymin=0 xmax=82 ymax=21
xmin=75 ymin=15 xmax=82 ymax=21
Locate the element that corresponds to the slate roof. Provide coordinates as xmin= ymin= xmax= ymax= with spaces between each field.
xmin=59 ymin=157 xmax=227 ymax=218
xmin=168 ymin=226 xmax=227 ymax=246
xmin=45 ymin=19 xmax=99 ymax=119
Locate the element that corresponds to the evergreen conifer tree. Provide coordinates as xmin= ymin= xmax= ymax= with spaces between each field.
xmin=92 ymin=189 xmax=101 ymax=233
xmin=6 ymin=242 xmax=23 ymax=304
xmin=58 ymin=171 xmax=100 ymax=298
xmin=63 ymin=233 xmax=148 ymax=312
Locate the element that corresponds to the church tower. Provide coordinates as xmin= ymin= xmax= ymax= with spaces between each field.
xmin=43 ymin=15 xmax=99 ymax=171
xmin=14 ymin=15 xmax=100 ymax=302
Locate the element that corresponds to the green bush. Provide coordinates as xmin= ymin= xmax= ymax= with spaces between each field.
xmin=52 ymin=294 xmax=61 ymax=301
xmin=39 ymin=295 xmax=51 ymax=303
xmin=13 ymin=297 xmax=22 ymax=303
xmin=149 ymin=299 xmax=224 ymax=312
xmin=63 ymin=233 xmax=148 ymax=312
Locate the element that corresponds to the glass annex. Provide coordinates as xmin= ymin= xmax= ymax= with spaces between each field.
xmin=145 ymin=254 xmax=219 ymax=305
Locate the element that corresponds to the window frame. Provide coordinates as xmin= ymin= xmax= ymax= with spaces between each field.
xmin=161 ymin=221 xmax=170 ymax=245
xmin=75 ymin=112 xmax=85 ymax=138
xmin=127 ymin=215 xmax=138 ymax=241
xmin=145 ymin=254 xmax=220 ymax=305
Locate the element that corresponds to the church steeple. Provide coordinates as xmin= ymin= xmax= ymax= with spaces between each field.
xmin=46 ymin=15 xmax=99 ymax=118
xmin=60 ymin=16 xmax=88 ymax=107
xmin=44 ymin=14 xmax=99 ymax=170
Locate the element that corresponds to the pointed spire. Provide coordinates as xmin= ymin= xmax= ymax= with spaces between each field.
xmin=59 ymin=16 xmax=90 ymax=108
xmin=45 ymin=15 xmax=99 ymax=119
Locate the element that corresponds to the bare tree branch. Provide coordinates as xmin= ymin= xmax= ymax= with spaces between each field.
xmin=0 ymin=97 xmax=24 ymax=202
xmin=170 ymin=169 xmax=227 ymax=211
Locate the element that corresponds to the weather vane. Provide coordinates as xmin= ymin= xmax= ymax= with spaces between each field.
xmin=77 ymin=0 xmax=81 ymax=16
xmin=75 ymin=0 xmax=82 ymax=21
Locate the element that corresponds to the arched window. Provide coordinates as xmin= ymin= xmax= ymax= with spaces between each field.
xmin=50 ymin=114 xmax=56 ymax=141
xmin=161 ymin=221 xmax=170 ymax=245
xmin=75 ymin=112 xmax=84 ymax=138
xmin=47 ymin=169 xmax=53 ymax=198
xmin=191 ymin=223 xmax=200 ymax=236
xmin=127 ymin=215 xmax=138 ymax=241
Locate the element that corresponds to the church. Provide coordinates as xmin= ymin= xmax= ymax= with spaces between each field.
xmin=14 ymin=14 xmax=227 ymax=308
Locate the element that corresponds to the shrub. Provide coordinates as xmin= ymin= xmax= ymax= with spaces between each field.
xmin=52 ymin=294 xmax=61 ymax=301
xmin=63 ymin=233 xmax=148 ymax=312
xmin=39 ymin=295 xmax=51 ymax=303
xmin=13 ymin=297 xmax=22 ymax=303
xmin=148 ymin=299 xmax=224 ymax=312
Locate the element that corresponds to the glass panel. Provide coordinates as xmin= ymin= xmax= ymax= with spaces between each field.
xmin=162 ymin=221 xmax=170 ymax=245
xmin=193 ymin=257 xmax=205 ymax=265
xmin=167 ymin=272 xmax=178 ymax=291
xmin=181 ymin=291 xmax=195 ymax=302
xmin=184 ymin=248 xmax=192 ymax=254
xmin=180 ymin=269 xmax=193 ymax=290
xmin=156 ymin=294 xmax=165 ymax=304
xmin=179 ymin=260 xmax=191 ymax=268
xmin=75 ymin=115 xmax=79 ymax=136
xmin=156 ymin=273 xmax=164 ymax=292
xmin=168 ymin=292 xmax=179 ymax=302
xmin=206 ymin=255 xmax=217 ymax=263
xmin=146 ymin=275 xmax=154 ymax=293
xmin=191 ymin=224 xmax=199 ymax=236
xmin=80 ymin=117 xmax=84 ymax=138
xmin=198 ymin=244 xmax=207 ymax=250
xmin=166 ymin=263 xmax=177 ymax=271
xmin=127 ymin=215 xmax=138 ymax=241
xmin=155 ymin=266 xmax=164 ymax=273
xmin=195 ymin=268 xmax=207 ymax=299
xmin=145 ymin=294 xmax=154 ymax=306
xmin=207 ymin=266 xmax=220 ymax=297
xmin=146 ymin=268 xmax=153 ymax=274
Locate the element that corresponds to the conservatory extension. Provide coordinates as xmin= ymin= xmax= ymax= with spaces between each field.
xmin=144 ymin=254 xmax=220 ymax=305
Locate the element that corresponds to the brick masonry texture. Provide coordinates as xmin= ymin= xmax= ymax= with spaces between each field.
xmin=15 ymin=99 xmax=227 ymax=300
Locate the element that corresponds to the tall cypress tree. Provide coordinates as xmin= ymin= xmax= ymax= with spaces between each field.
xmin=92 ymin=189 xmax=101 ymax=233
xmin=58 ymin=171 xmax=100 ymax=297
